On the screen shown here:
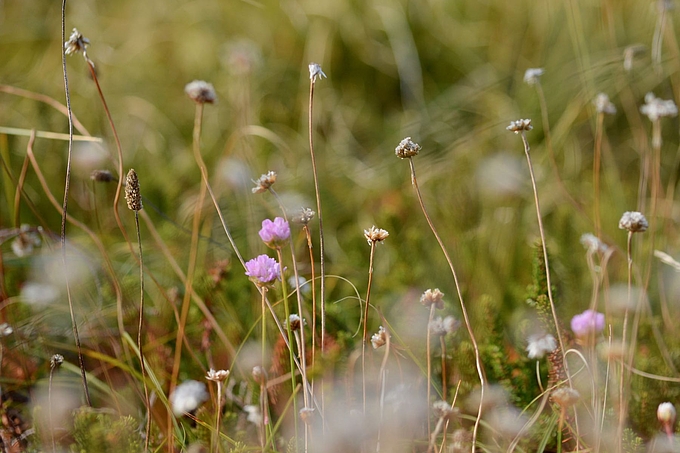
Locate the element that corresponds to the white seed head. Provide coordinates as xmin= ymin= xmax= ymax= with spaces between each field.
xmin=185 ymin=80 xmax=217 ymax=104
xmin=395 ymin=137 xmax=421 ymax=158
xmin=364 ymin=226 xmax=389 ymax=245
xmin=205 ymin=368 xmax=230 ymax=382
xmin=251 ymin=171 xmax=277 ymax=194
xmin=523 ymin=68 xmax=544 ymax=86
xmin=594 ymin=93 xmax=617 ymax=115
xmin=420 ymin=288 xmax=445 ymax=309
xmin=506 ymin=119 xmax=533 ymax=134
xmin=640 ymin=92 xmax=678 ymax=121
xmin=526 ymin=333 xmax=557 ymax=359
xmin=618 ymin=211 xmax=649 ymax=233
xmin=308 ymin=62 xmax=327 ymax=82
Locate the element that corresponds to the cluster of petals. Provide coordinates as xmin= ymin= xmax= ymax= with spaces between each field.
xmin=259 ymin=217 xmax=290 ymax=248
xmin=245 ymin=254 xmax=282 ymax=285
xmin=570 ymin=309 xmax=605 ymax=337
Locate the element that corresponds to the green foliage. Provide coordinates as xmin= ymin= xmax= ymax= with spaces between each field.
xmin=70 ymin=408 xmax=141 ymax=453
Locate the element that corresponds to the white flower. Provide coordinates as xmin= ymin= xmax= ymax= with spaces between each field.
xmin=64 ymin=28 xmax=89 ymax=56
xmin=308 ymin=62 xmax=327 ymax=82
xmin=594 ymin=93 xmax=617 ymax=115
xmin=206 ymin=369 xmax=230 ymax=382
xmin=371 ymin=326 xmax=388 ymax=349
xmin=185 ymin=80 xmax=217 ymax=104
xmin=523 ymin=68 xmax=544 ymax=85
xmin=0 ymin=323 xmax=12 ymax=337
xmin=658 ymin=402 xmax=677 ymax=424
xmin=619 ymin=211 xmax=648 ymax=233
xmin=170 ymin=380 xmax=209 ymax=416
xmin=364 ymin=226 xmax=389 ymax=245
xmin=640 ymin=92 xmax=678 ymax=121
xmin=526 ymin=333 xmax=557 ymax=359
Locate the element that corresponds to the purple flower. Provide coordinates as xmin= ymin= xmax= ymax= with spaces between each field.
xmin=571 ymin=309 xmax=605 ymax=337
xmin=245 ymin=255 xmax=282 ymax=286
xmin=258 ymin=217 xmax=290 ymax=249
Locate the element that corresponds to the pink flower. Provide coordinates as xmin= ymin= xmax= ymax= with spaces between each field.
xmin=571 ymin=310 xmax=605 ymax=337
xmin=258 ymin=217 xmax=290 ymax=249
xmin=245 ymin=255 xmax=282 ymax=286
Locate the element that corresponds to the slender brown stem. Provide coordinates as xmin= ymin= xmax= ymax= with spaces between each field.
xmin=426 ymin=304 xmax=435 ymax=436
xmin=407 ymin=157 xmax=485 ymax=452
xmin=440 ymin=335 xmax=447 ymax=402
xmin=61 ymin=0 xmax=91 ymax=406
xmin=593 ymin=112 xmax=604 ymax=238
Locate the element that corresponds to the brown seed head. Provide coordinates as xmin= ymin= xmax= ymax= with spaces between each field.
xmin=420 ymin=288 xmax=445 ymax=309
xmin=125 ymin=169 xmax=143 ymax=211
xmin=90 ymin=169 xmax=114 ymax=182
xmin=252 ymin=171 xmax=277 ymax=194
xmin=364 ymin=226 xmax=389 ymax=245
xmin=395 ymin=137 xmax=421 ymax=158
xmin=618 ymin=211 xmax=648 ymax=233
xmin=185 ymin=80 xmax=217 ymax=104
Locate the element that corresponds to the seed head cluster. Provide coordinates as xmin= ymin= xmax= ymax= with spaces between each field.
xmin=420 ymin=288 xmax=445 ymax=309
xmin=618 ymin=211 xmax=648 ymax=233
xmin=395 ymin=137 xmax=421 ymax=158
xmin=252 ymin=171 xmax=277 ymax=193
xmin=64 ymin=28 xmax=90 ymax=57
xmin=364 ymin=226 xmax=389 ymax=245
xmin=185 ymin=80 xmax=217 ymax=104
xmin=125 ymin=169 xmax=143 ymax=211
xmin=506 ymin=119 xmax=533 ymax=134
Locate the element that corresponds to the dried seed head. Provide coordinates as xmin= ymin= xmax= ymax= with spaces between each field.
xmin=205 ymin=368 xmax=230 ymax=382
xmin=185 ymin=80 xmax=217 ymax=104
xmin=0 ymin=323 xmax=12 ymax=337
xmin=580 ymin=233 xmax=608 ymax=254
xmin=308 ymin=62 xmax=327 ymax=82
xmin=506 ymin=119 xmax=533 ymax=134
xmin=395 ymin=137 xmax=421 ymax=158
xmin=252 ymin=171 xmax=277 ymax=194
xmin=252 ymin=366 xmax=267 ymax=384
xmin=371 ymin=326 xmax=388 ymax=349
xmin=125 ymin=169 xmax=143 ymax=211
xmin=432 ymin=400 xmax=457 ymax=419
xmin=429 ymin=316 xmax=460 ymax=336
xmin=618 ymin=211 xmax=648 ymax=233
xmin=526 ymin=333 xmax=557 ymax=359
xmin=594 ymin=93 xmax=617 ymax=115
xmin=299 ymin=407 xmax=315 ymax=425
xmin=51 ymin=354 xmax=64 ymax=369
xmin=12 ymin=225 xmax=41 ymax=257
xmin=420 ymin=288 xmax=445 ymax=309
xmin=285 ymin=314 xmax=306 ymax=331
xmin=523 ymin=68 xmax=544 ymax=86
xmin=364 ymin=226 xmax=389 ymax=245
xmin=551 ymin=387 xmax=580 ymax=408
xmin=64 ymin=28 xmax=90 ymax=57
xmin=292 ymin=207 xmax=315 ymax=225
xmin=90 ymin=169 xmax=114 ymax=182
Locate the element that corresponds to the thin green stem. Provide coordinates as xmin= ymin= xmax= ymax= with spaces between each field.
xmin=134 ymin=211 xmax=151 ymax=452
xmin=362 ymin=241 xmax=377 ymax=415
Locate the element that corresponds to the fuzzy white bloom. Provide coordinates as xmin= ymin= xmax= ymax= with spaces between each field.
xmin=619 ymin=211 xmax=649 ymax=233
xmin=371 ymin=326 xmax=388 ymax=349
xmin=244 ymin=405 xmax=263 ymax=426
xmin=526 ymin=333 xmax=557 ymax=359
xmin=594 ymin=93 xmax=617 ymax=115
xmin=429 ymin=316 xmax=460 ymax=336
xmin=0 ymin=323 xmax=12 ymax=337
xmin=170 ymin=380 xmax=209 ymax=416
xmin=308 ymin=62 xmax=327 ymax=82
xmin=364 ymin=226 xmax=389 ymax=245
xmin=206 ymin=369 xmax=230 ymax=382
xmin=185 ymin=80 xmax=217 ymax=104
xmin=523 ymin=68 xmax=544 ymax=85
xmin=640 ymin=92 xmax=678 ymax=121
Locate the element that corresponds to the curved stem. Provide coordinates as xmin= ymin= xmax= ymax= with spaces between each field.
xmin=407 ymin=157 xmax=485 ymax=451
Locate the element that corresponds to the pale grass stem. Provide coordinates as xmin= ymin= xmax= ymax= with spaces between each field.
xmin=617 ymin=230 xmax=634 ymax=453
xmin=362 ymin=239 xmax=377 ymax=415
xmin=60 ymin=2 xmax=91 ymax=406
xmin=375 ymin=322 xmax=390 ymax=453
xmin=49 ymin=354 xmax=64 ymax=453
xmin=307 ymin=74 xmax=327 ymax=423
xmin=593 ymin=111 xmax=605 ymax=237
xmin=426 ymin=303 xmax=436 ymax=434
xmin=169 ymin=102 xmax=208 ymax=451
xmin=406 ymin=157 xmax=485 ymax=451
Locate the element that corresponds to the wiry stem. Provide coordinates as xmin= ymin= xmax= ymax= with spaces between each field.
xmin=518 ymin=132 xmax=571 ymax=380
xmin=308 ymin=74 xmax=327 ymax=421
xmin=593 ymin=112 xmax=604 ymax=238
xmin=362 ymin=241 xmax=377 ymax=415
xmin=407 ymin=157 xmax=485 ymax=451
xmin=61 ymin=0 xmax=91 ymax=406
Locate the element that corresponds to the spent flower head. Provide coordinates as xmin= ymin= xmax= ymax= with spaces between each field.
xmin=526 ymin=333 xmax=557 ymax=359
xmin=90 ymin=169 xmax=114 ymax=182
xmin=619 ymin=211 xmax=649 ymax=233
xmin=185 ymin=80 xmax=217 ymax=104
xmin=364 ymin=226 xmax=389 ymax=245
xmin=429 ymin=316 xmax=460 ymax=336
xmin=432 ymin=400 xmax=456 ymax=419
xmin=299 ymin=407 xmax=315 ymax=425
xmin=50 ymin=354 xmax=64 ymax=369
xmin=523 ymin=68 xmax=544 ymax=85
xmin=594 ymin=93 xmax=617 ymax=115
xmin=0 ymin=323 xmax=12 ymax=337
xmin=252 ymin=366 xmax=267 ymax=384
xmin=245 ymin=254 xmax=282 ymax=286
xmin=12 ymin=225 xmax=41 ymax=257
xmin=64 ymin=28 xmax=90 ymax=57
xmin=371 ymin=326 xmax=388 ymax=349
xmin=251 ymin=171 xmax=277 ymax=194
xmin=658 ymin=402 xmax=677 ymax=425
xmin=420 ymin=288 xmax=445 ymax=309
xmin=308 ymin=62 xmax=327 ymax=82
xmin=244 ymin=405 xmax=263 ymax=426
xmin=206 ymin=369 xmax=230 ymax=382
xmin=285 ymin=314 xmax=306 ymax=331
xmin=170 ymin=380 xmax=209 ymax=416
xmin=292 ymin=207 xmax=315 ymax=225
xmin=640 ymin=92 xmax=678 ymax=121
xmin=507 ymin=119 xmax=533 ymax=134
xmin=259 ymin=217 xmax=290 ymax=249
xmin=571 ymin=309 xmax=605 ymax=337
xmin=125 ymin=169 xmax=143 ymax=211
xmin=580 ymin=233 xmax=608 ymax=254
xmin=395 ymin=137 xmax=421 ymax=158
xmin=551 ymin=387 xmax=580 ymax=408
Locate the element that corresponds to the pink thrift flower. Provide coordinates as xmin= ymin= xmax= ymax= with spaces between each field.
xmin=258 ymin=217 xmax=290 ymax=249
xmin=570 ymin=309 xmax=605 ymax=337
xmin=245 ymin=254 xmax=282 ymax=286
